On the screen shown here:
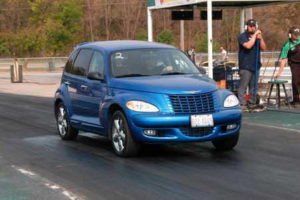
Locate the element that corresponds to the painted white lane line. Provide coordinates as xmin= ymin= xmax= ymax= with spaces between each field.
xmin=16 ymin=168 xmax=36 ymax=176
xmin=11 ymin=165 xmax=85 ymax=200
xmin=243 ymin=122 xmax=300 ymax=133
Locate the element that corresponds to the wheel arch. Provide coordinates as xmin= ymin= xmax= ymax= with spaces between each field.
xmin=106 ymin=103 xmax=125 ymax=140
xmin=54 ymin=98 xmax=63 ymax=117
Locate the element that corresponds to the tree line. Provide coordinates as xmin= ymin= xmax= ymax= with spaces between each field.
xmin=0 ymin=0 xmax=299 ymax=57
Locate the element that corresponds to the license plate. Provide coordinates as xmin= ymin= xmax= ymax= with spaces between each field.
xmin=191 ymin=114 xmax=214 ymax=128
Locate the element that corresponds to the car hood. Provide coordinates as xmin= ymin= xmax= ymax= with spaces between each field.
xmin=109 ymin=74 xmax=218 ymax=94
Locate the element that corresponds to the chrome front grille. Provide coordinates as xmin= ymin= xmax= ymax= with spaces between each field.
xmin=169 ymin=92 xmax=215 ymax=114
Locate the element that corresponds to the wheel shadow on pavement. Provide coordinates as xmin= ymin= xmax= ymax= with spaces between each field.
xmin=135 ymin=143 xmax=241 ymax=162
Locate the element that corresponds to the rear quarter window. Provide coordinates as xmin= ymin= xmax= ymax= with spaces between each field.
xmin=65 ymin=49 xmax=79 ymax=73
xmin=71 ymin=49 xmax=94 ymax=76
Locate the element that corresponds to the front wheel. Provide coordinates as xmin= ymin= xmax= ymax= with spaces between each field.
xmin=110 ymin=111 xmax=140 ymax=157
xmin=212 ymin=133 xmax=239 ymax=151
xmin=55 ymin=102 xmax=78 ymax=140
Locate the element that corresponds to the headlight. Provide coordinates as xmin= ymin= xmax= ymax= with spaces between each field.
xmin=224 ymin=95 xmax=239 ymax=108
xmin=126 ymin=101 xmax=159 ymax=112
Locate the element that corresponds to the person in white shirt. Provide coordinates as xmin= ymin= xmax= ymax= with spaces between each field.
xmin=220 ymin=46 xmax=228 ymax=61
xmin=187 ymin=46 xmax=195 ymax=62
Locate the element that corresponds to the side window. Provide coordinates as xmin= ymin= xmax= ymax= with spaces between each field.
xmin=65 ymin=49 xmax=79 ymax=73
xmin=72 ymin=49 xmax=93 ymax=76
xmin=88 ymin=51 xmax=104 ymax=75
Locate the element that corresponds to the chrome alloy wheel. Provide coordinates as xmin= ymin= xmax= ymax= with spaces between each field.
xmin=57 ymin=106 xmax=68 ymax=137
xmin=112 ymin=117 xmax=126 ymax=153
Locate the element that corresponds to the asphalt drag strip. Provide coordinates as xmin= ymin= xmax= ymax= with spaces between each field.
xmin=0 ymin=92 xmax=300 ymax=200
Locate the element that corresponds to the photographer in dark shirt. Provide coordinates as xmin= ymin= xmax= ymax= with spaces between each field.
xmin=238 ymin=19 xmax=267 ymax=111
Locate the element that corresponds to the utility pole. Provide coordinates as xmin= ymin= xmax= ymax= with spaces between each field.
xmin=147 ymin=8 xmax=153 ymax=42
xmin=240 ymin=8 xmax=245 ymax=34
xmin=245 ymin=8 xmax=253 ymax=20
xmin=180 ymin=16 xmax=185 ymax=50
xmin=207 ymin=0 xmax=213 ymax=78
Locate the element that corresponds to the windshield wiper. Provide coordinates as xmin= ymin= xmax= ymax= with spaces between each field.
xmin=160 ymin=72 xmax=186 ymax=75
xmin=115 ymin=74 xmax=149 ymax=78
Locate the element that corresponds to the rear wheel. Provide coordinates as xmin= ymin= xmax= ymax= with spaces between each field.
xmin=110 ymin=111 xmax=140 ymax=157
xmin=56 ymin=102 xmax=78 ymax=140
xmin=212 ymin=133 xmax=239 ymax=151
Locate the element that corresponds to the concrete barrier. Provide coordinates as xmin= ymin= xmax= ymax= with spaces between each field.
xmin=10 ymin=65 xmax=23 ymax=83
xmin=0 ymin=53 xmax=294 ymax=102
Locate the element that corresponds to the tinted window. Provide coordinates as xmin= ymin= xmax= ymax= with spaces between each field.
xmin=88 ymin=51 xmax=104 ymax=75
xmin=65 ymin=49 xmax=79 ymax=73
xmin=111 ymin=49 xmax=199 ymax=77
xmin=72 ymin=49 xmax=93 ymax=76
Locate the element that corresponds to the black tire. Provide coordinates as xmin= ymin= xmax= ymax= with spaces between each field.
xmin=212 ymin=132 xmax=239 ymax=151
xmin=110 ymin=111 xmax=140 ymax=157
xmin=55 ymin=102 xmax=78 ymax=140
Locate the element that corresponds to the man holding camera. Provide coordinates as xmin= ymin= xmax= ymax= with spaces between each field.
xmin=238 ymin=19 xmax=267 ymax=111
xmin=275 ymin=27 xmax=300 ymax=106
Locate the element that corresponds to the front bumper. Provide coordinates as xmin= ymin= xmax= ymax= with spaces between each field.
xmin=128 ymin=109 xmax=241 ymax=143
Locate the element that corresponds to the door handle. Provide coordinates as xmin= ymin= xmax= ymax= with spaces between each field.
xmin=64 ymin=81 xmax=70 ymax=86
xmin=80 ymin=85 xmax=88 ymax=90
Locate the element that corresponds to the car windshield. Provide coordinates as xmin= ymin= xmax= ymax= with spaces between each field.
xmin=111 ymin=48 xmax=200 ymax=78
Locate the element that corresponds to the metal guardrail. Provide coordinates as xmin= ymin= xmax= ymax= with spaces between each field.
xmin=197 ymin=51 xmax=292 ymax=103
xmin=200 ymin=65 xmax=293 ymax=103
xmin=195 ymin=51 xmax=281 ymax=67
xmin=0 ymin=52 xmax=294 ymax=102
xmin=0 ymin=52 xmax=282 ymax=71
xmin=0 ymin=57 xmax=68 ymax=71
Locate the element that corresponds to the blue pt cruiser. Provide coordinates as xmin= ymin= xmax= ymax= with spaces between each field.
xmin=54 ymin=40 xmax=241 ymax=157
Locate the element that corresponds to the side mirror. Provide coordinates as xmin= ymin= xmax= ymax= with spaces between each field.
xmin=87 ymin=72 xmax=103 ymax=81
xmin=198 ymin=67 xmax=207 ymax=75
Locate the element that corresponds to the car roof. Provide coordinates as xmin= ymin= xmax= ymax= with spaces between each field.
xmin=77 ymin=40 xmax=176 ymax=53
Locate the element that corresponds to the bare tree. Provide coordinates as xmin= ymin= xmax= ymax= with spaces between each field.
xmin=86 ymin=0 xmax=95 ymax=41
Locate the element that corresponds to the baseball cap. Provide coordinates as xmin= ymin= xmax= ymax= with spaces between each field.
xmin=289 ymin=26 xmax=300 ymax=35
xmin=246 ymin=19 xmax=257 ymax=27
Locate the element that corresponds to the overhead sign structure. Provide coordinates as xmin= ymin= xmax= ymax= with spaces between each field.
xmin=200 ymin=10 xmax=222 ymax=20
xmin=154 ymin=0 xmax=198 ymax=7
xmin=149 ymin=0 xmax=300 ymax=8
xmin=147 ymin=0 xmax=300 ymax=78
xmin=172 ymin=10 xmax=194 ymax=20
